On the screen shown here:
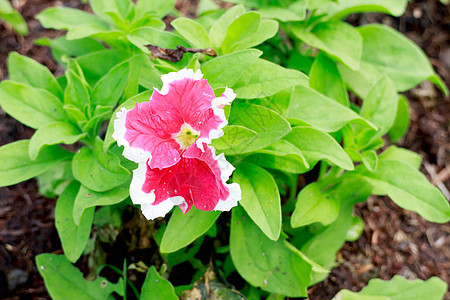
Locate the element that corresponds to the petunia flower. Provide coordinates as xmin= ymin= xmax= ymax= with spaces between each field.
xmin=112 ymin=68 xmax=236 ymax=169
xmin=130 ymin=144 xmax=241 ymax=219
xmin=112 ymin=68 xmax=241 ymax=219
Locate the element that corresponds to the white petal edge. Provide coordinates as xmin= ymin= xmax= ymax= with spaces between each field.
xmin=130 ymin=162 xmax=188 ymax=220
xmin=196 ymin=87 xmax=237 ymax=151
xmin=214 ymin=182 xmax=241 ymax=211
xmin=158 ymin=68 xmax=204 ymax=95
xmin=112 ymin=108 xmax=153 ymax=163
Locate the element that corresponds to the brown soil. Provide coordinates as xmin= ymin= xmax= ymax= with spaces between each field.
xmin=0 ymin=0 xmax=449 ymax=299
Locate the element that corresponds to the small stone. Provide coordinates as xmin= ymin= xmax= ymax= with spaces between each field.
xmin=7 ymin=269 xmax=28 ymax=291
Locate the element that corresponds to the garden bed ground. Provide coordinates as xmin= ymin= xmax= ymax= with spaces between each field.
xmin=0 ymin=0 xmax=449 ymax=299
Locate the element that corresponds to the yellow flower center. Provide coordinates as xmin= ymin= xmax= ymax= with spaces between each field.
xmin=173 ymin=123 xmax=200 ymax=150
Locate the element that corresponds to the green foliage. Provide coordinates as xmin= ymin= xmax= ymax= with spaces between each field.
xmin=0 ymin=0 xmax=28 ymax=35
xmin=333 ymin=275 xmax=447 ymax=300
xmin=0 ymin=0 xmax=448 ymax=298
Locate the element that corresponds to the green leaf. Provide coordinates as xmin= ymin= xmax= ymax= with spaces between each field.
xmin=0 ymin=0 xmax=28 ymax=35
xmin=309 ymin=53 xmax=349 ymax=106
xmin=259 ymin=4 xmax=306 ymax=22
xmin=209 ymin=4 xmax=245 ymax=49
xmin=242 ymin=139 xmax=309 ymax=174
xmin=231 ymin=19 xmax=279 ymax=52
xmin=333 ymin=275 xmax=447 ymax=300
xmin=135 ymin=0 xmax=176 ymax=18
xmin=0 ymin=81 xmax=67 ymax=129
xmin=73 ymin=181 xmax=129 ymax=226
xmin=287 ymin=85 xmax=374 ymax=132
xmin=89 ymin=0 xmax=132 ymax=23
xmin=171 ymin=17 xmax=210 ymax=48
xmin=234 ymin=163 xmax=281 ymax=240
xmin=214 ymin=103 xmax=291 ymax=154
xmin=291 ymin=183 xmax=339 ymax=228
xmin=324 ymin=0 xmax=408 ymax=20
xmin=354 ymin=160 xmax=450 ymax=223
xmin=36 ymin=253 xmax=123 ymax=299
xmin=389 ymin=95 xmax=410 ymax=142
xmin=301 ymin=178 xmax=372 ymax=268
xmin=36 ymin=7 xmax=109 ymax=38
xmin=233 ymin=58 xmax=308 ymax=99
xmin=160 ymin=208 xmax=220 ymax=253
xmin=72 ymin=138 xmax=130 ymax=192
xmin=64 ymin=69 xmax=91 ymax=113
xmin=360 ymin=76 xmax=398 ymax=137
xmin=29 ymin=122 xmax=86 ymax=160
xmin=345 ymin=216 xmax=364 ymax=242
xmin=340 ymin=24 xmax=448 ymax=97
xmin=284 ymin=126 xmax=354 ymax=171
xmin=230 ymin=205 xmax=312 ymax=297
xmin=36 ymin=36 xmax=105 ymax=65
xmin=7 ymin=52 xmax=62 ymax=98
xmin=141 ymin=266 xmax=178 ymax=300
xmin=201 ymin=49 xmax=262 ymax=89
xmin=55 ymin=182 xmax=94 ymax=263
xmin=221 ymin=11 xmax=261 ymax=53
xmin=292 ymin=20 xmax=362 ymax=70
xmin=76 ymin=50 xmax=131 ymax=86
xmin=91 ymin=61 xmax=129 ymax=107
xmin=379 ymin=145 xmax=422 ymax=170
xmin=361 ymin=150 xmax=378 ymax=172
xmin=127 ymin=27 xmax=189 ymax=53
xmin=104 ymin=90 xmax=153 ymax=151
xmin=0 ymin=140 xmax=73 ymax=187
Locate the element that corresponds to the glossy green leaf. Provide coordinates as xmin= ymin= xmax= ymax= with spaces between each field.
xmin=0 ymin=0 xmax=28 ymax=35
xmin=104 ymin=90 xmax=153 ymax=151
xmin=160 ymin=208 xmax=220 ymax=253
xmin=76 ymin=50 xmax=131 ymax=86
xmin=202 ymin=49 xmax=262 ymax=89
xmin=242 ymin=139 xmax=309 ymax=174
xmin=389 ymin=95 xmax=410 ymax=142
xmin=309 ymin=53 xmax=349 ymax=106
xmin=72 ymin=138 xmax=130 ymax=192
xmin=355 ymin=160 xmax=450 ymax=223
xmin=259 ymin=4 xmax=306 ymax=22
xmin=135 ymin=0 xmax=176 ymax=18
xmin=360 ymin=76 xmax=398 ymax=137
xmin=234 ymin=163 xmax=281 ymax=240
xmin=89 ymin=0 xmax=132 ymax=23
xmin=291 ymin=183 xmax=339 ymax=228
xmin=8 ymin=52 xmax=62 ymax=98
xmin=340 ymin=25 xmax=448 ymax=97
xmin=361 ymin=149 xmax=378 ymax=172
xmin=214 ymin=103 xmax=291 ymax=154
xmin=73 ymin=181 xmax=129 ymax=226
xmin=324 ymin=0 xmax=408 ymax=20
xmin=29 ymin=122 xmax=86 ymax=160
xmin=232 ymin=19 xmax=278 ymax=52
xmin=287 ymin=85 xmax=374 ymax=132
xmin=284 ymin=126 xmax=354 ymax=171
xmin=221 ymin=12 xmax=261 ymax=53
xmin=292 ymin=20 xmax=362 ymax=70
xmin=378 ymin=146 xmax=422 ymax=170
xmin=0 ymin=140 xmax=72 ymax=187
xmin=127 ymin=27 xmax=189 ymax=53
xmin=209 ymin=4 xmax=245 ymax=49
xmin=55 ymin=182 xmax=94 ymax=263
xmin=37 ymin=7 xmax=109 ymax=38
xmin=301 ymin=178 xmax=372 ymax=268
xmin=345 ymin=216 xmax=364 ymax=242
xmin=36 ymin=253 xmax=123 ymax=299
xmin=171 ymin=17 xmax=210 ymax=48
xmin=333 ymin=275 xmax=447 ymax=300
xmin=0 ymin=81 xmax=67 ymax=129
xmin=141 ymin=266 xmax=178 ymax=300
xmin=233 ymin=58 xmax=308 ymax=99
xmin=64 ymin=69 xmax=91 ymax=113
xmin=91 ymin=61 xmax=129 ymax=107
xmin=230 ymin=205 xmax=312 ymax=297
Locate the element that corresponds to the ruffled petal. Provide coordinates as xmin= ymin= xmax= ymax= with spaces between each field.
xmin=129 ymin=145 xmax=241 ymax=219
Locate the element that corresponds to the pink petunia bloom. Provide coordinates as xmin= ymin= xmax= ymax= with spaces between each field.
xmin=112 ymin=68 xmax=241 ymax=219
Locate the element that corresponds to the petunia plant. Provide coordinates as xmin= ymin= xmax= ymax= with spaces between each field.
xmin=0 ymin=0 xmax=449 ymax=299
